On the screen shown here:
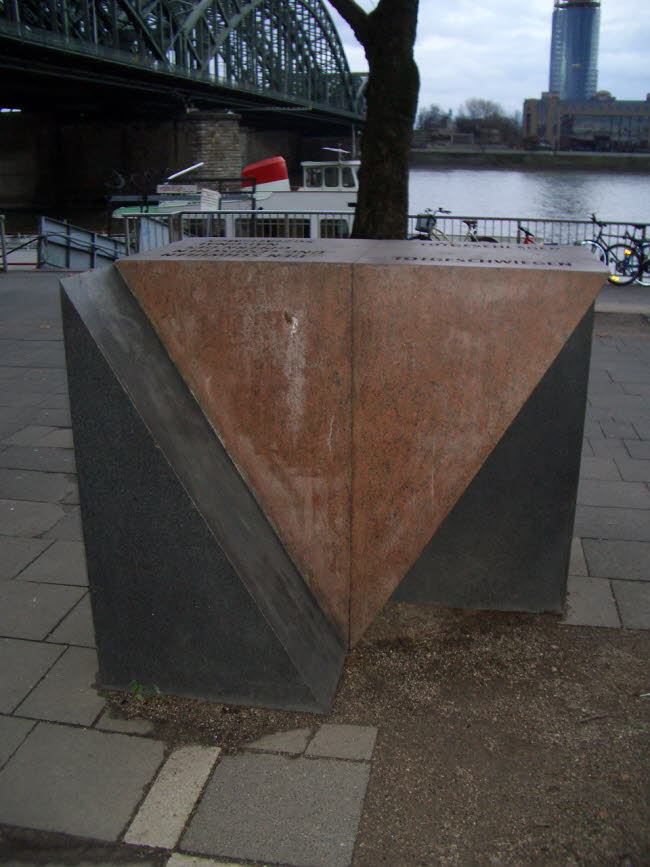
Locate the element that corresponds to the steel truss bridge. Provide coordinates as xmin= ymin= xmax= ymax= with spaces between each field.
xmin=0 ymin=0 xmax=363 ymax=126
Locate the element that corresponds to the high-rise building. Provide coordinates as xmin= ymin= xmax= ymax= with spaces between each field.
xmin=549 ymin=0 xmax=600 ymax=101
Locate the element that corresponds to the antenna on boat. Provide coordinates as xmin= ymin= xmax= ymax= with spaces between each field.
xmin=323 ymin=147 xmax=350 ymax=162
xmin=165 ymin=162 xmax=205 ymax=181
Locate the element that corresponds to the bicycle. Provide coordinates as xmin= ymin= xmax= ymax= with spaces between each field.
xmin=412 ymin=208 xmax=497 ymax=242
xmin=606 ymin=225 xmax=650 ymax=287
xmin=581 ymin=214 xmax=611 ymax=263
xmin=518 ymin=225 xmax=541 ymax=244
xmin=580 ymin=214 xmax=647 ymax=286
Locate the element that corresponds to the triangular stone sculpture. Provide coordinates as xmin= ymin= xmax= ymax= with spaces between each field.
xmin=116 ymin=239 xmax=605 ymax=649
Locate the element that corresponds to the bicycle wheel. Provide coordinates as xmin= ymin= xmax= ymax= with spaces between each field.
xmin=581 ymin=239 xmax=609 ymax=264
xmin=606 ymin=243 xmax=640 ymax=286
xmin=635 ymin=243 xmax=650 ymax=287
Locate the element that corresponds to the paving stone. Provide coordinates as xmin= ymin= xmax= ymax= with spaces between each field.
xmin=0 ymin=715 xmax=36 ymax=767
xmin=608 ymin=367 xmax=650 ymax=385
xmin=36 ymin=428 xmax=74 ymax=448
xmin=245 ymin=727 xmax=312 ymax=755
xmin=589 ymin=397 xmax=649 ymax=416
xmin=611 ymin=581 xmax=650 ymax=629
xmin=588 ymin=438 xmax=629 ymax=459
xmin=32 ymin=407 xmax=72 ymax=427
xmin=125 ymin=745 xmax=221 ymax=849
xmin=15 ymin=646 xmax=103 ymax=725
xmin=569 ymin=538 xmax=587 ymax=577
xmin=0 ymin=498 xmax=65 ymax=537
xmin=613 ymin=456 xmax=650 ymax=482
xmin=583 ymin=421 xmax=603 ymax=440
xmin=95 ymin=709 xmax=154 ymax=735
xmin=3 ymin=368 xmax=68 ymax=394
xmin=583 ymin=539 xmax=650 ymax=582
xmin=0 ymin=538 xmax=52 ymax=580
xmin=181 ymin=753 xmax=370 ymax=867
xmin=0 ymin=722 xmax=165 ymax=840
xmin=577 ymin=479 xmax=650 ymax=509
xmin=0 ymin=445 xmax=76 ymax=473
xmin=0 ymin=391 xmax=47 ymax=408
xmin=0 ymin=581 xmax=85 ymax=640
xmin=305 ymin=724 xmax=378 ymax=761
xmin=563 ymin=576 xmax=621 ymax=628
xmin=0 ymin=638 xmax=64 ymax=713
xmin=1 ymin=425 xmax=59 ymax=446
xmin=633 ymin=419 xmax=650 ymax=439
xmin=43 ymin=507 xmax=83 ymax=541
xmin=46 ymin=595 xmax=95 ymax=647
xmin=39 ymin=392 xmax=70 ymax=410
xmin=0 ymin=468 xmax=77 ymax=504
xmin=624 ymin=439 xmax=650 ymax=460
xmin=574 ymin=506 xmax=650 ymax=543
xmin=17 ymin=539 xmax=87 ymax=585
xmin=579 ymin=457 xmax=621 ymax=481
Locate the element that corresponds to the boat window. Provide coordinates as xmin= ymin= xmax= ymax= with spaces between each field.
xmin=341 ymin=167 xmax=356 ymax=188
xmin=324 ymin=166 xmax=339 ymax=188
xmin=305 ymin=167 xmax=323 ymax=188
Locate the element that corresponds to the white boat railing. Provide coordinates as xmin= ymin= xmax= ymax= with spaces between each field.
xmin=120 ymin=210 xmax=648 ymax=254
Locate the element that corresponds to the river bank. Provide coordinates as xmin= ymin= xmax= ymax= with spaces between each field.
xmin=410 ymin=149 xmax=650 ymax=172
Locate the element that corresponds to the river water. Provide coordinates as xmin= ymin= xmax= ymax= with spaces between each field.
xmin=408 ymin=167 xmax=650 ymax=223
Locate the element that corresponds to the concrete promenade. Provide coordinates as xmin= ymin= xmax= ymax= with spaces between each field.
xmin=0 ymin=270 xmax=649 ymax=866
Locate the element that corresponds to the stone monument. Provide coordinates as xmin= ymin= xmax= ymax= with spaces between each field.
xmin=61 ymin=238 xmax=605 ymax=712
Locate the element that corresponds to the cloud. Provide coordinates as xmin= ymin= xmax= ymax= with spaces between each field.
xmin=326 ymin=0 xmax=650 ymax=115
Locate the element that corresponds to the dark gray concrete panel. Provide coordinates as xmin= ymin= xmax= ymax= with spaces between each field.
xmin=60 ymin=268 xmax=344 ymax=712
xmin=393 ymin=307 xmax=595 ymax=613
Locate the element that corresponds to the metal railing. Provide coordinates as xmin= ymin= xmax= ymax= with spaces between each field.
xmin=406 ymin=214 xmax=643 ymax=247
xmin=0 ymin=218 xmax=126 ymax=271
xmin=37 ymin=217 xmax=125 ymax=269
xmin=4 ymin=212 xmax=646 ymax=269
xmin=120 ymin=210 xmax=648 ymax=255
xmin=121 ymin=210 xmax=356 ymax=255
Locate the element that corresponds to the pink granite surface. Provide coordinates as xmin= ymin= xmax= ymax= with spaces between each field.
xmin=117 ymin=256 xmax=353 ymax=640
xmin=349 ymin=262 xmax=601 ymax=645
xmin=117 ymin=240 xmax=605 ymax=647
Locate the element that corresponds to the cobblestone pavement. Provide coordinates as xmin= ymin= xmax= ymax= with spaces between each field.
xmin=0 ymin=271 xmax=648 ymax=866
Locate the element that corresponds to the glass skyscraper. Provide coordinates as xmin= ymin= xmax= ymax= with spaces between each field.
xmin=549 ymin=0 xmax=601 ymax=100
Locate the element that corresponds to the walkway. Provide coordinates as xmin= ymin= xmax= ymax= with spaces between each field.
xmin=0 ymin=270 xmax=649 ymax=866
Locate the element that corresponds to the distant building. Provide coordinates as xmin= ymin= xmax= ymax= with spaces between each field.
xmin=523 ymin=1 xmax=649 ymax=152
xmin=523 ymin=91 xmax=650 ymax=152
xmin=549 ymin=0 xmax=600 ymax=101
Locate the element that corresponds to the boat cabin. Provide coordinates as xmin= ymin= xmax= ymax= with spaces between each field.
xmin=300 ymin=161 xmax=359 ymax=192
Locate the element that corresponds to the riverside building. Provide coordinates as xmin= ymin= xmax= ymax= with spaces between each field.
xmin=523 ymin=1 xmax=650 ymax=152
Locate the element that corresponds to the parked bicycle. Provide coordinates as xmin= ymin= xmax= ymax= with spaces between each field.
xmin=580 ymin=214 xmax=649 ymax=286
xmin=580 ymin=214 xmax=611 ymax=263
xmin=607 ymin=225 xmax=650 ymax=287
xmin=413 ymin=208 xmax=498 ymax=243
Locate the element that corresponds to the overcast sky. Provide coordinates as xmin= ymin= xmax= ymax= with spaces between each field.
xmin=326 ymin=0 xmax=650 ymax=117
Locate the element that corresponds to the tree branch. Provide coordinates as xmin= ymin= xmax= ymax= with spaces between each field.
xmin=326 ymin=0 xmax=368 ymax=44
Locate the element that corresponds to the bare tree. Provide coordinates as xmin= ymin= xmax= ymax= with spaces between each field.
xmin=327 ymin=0 xmax=420 ymax=239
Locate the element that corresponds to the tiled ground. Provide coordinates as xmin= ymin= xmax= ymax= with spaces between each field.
xmin=0 ymin=272 xmax=649 ymax=866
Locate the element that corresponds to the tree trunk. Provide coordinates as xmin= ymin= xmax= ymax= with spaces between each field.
xmin=344 ymin=0 xmax=420 ymax=239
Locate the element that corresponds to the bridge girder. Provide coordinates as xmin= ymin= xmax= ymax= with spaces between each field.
xmin=0 ymin=0 xmax=362 ymax=119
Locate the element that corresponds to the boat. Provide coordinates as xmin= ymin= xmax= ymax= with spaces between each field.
xmin=112 ymin=151 xmax=360 ymax=248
